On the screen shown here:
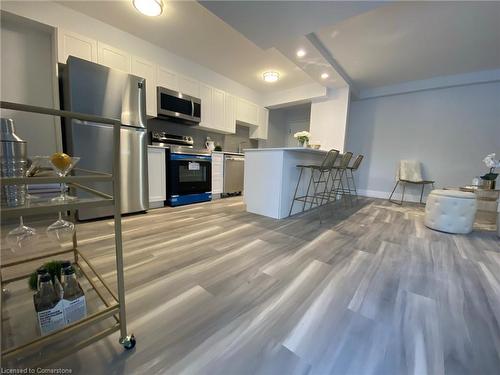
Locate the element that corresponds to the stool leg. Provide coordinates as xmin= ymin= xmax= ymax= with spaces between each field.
xmin=344 ymin=169 xmax=353 ymax=205
xmin=420 ymin=184 xmax=425 ymax=204
xmin=302 ymin=169 xmax=314 ymax=212
xmin=400 ymin=182 xmax=406 ymax=205
xmin=289 ymin=167 xmax=303 ymax=216
xmin=350 ymin=169 xmax=359 ymax=202
xmin=310 ymin=170 xmax=324 ymax=209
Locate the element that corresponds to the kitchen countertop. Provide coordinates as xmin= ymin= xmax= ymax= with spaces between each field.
xmin=243 ymin=147 xmax=327 ymax=154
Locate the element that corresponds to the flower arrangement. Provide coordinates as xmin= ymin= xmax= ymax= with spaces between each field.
xmin=482 ymin=153 xmax=500 ymax=181
xmin=294 ymin=131 xmax=311 ymax=146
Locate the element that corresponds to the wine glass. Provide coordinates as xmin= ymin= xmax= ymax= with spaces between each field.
xmin=6 ymin=216 xmax=37 ymax=252
xmin=25 ymin=156 xmax=50 ymax=201
xmin=46 ymin=212 xmax=75 ymax=244
xmin=49 ymin=156 xmax=80 ymax=202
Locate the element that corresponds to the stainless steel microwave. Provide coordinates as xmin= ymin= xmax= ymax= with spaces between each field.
xmin=157 ymin=86 xmax=201 ymax=124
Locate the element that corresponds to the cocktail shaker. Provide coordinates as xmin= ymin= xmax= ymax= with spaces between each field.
xmin=1 ymin=118 xmax=27 ymax=207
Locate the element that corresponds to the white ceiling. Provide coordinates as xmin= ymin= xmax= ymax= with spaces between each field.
xmin=200 ymin=1 xmax=383 ymax=49
xmin=57 ymin=0 xmax=313 ymax=93
xmin=58 ymin=1 xmax=500 ymax=95
xmin=316 ymin=2 xmax=500 ymax=89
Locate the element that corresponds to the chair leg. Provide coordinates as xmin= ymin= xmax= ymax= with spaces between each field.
xmin=289 ymin=167 xmax=303 ymax=216
xmin=344 ymin=170 xmax=353 ymax=205
xmin=389 ymin=180 xmax=400 ymax=203
xmin=400 ymin=182 xmax=406 ymax=205
xmin=420 ymin=184 xmax=425 ymax=204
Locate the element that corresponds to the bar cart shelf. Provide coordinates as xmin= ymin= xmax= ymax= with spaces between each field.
xmin=0 ymin=101 xmax=134 ymax=367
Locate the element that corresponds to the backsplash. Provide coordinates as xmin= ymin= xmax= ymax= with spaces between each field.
xmin=147 ymin=119 xmax=258 ymax=152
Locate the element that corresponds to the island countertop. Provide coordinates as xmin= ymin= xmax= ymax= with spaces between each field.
xmin=243 ymin=147 xmax=328 ymax=154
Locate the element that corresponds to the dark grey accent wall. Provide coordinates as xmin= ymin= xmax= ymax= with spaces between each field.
xmin=147 ymin=118 xmax=258 ymax=152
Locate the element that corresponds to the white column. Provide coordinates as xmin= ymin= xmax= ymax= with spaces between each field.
xmin=309 ymin=86 xmax=350 ymax=152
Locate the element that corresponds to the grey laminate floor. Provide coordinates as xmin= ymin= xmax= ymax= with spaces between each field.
xmin=2 ymin=197 xmax=500 ymax=374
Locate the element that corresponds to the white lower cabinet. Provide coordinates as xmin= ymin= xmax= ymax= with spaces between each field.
xmin=147 ymin=147 xmax=166 ymax=208
xmin=211 ymin=152 xmax=224 ymax=196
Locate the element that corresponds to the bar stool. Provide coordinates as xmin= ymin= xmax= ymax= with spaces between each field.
xmin=346 ymin=154 xmax=364 ymax=201
xmin=329 ymin=152 xmax=353 ymax=204
xmin=289 ymin=149 xmax=340 ymax=216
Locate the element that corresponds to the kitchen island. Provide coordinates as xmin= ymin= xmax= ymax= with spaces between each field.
xmin=243 ymin=147 xmax=328 ymax=219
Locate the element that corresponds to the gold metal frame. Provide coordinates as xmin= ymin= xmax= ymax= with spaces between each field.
xmin=0 ymin=101 xmax=132 ymax=367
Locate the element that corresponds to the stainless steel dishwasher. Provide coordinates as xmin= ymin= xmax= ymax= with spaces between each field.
xmin=223 ymin=154 xmax=245 ymax=195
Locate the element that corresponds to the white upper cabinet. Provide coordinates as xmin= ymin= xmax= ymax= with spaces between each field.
xmin=157 ymin=66 xmax=178 ymax=91
xmin=212 ymin=88 xmax=226 ymax=132
xmin=249 ymin=107 xmax=269 ymax=140
xmin=57 ymin=29 xmax=97 ymax=63
xmin=131 ymin=56 xmax=157 ymax=117
xmin=236 ymin=98 xmax=259 ymax=126
xmin=97 ymin=42 xmax=131 ymax=73
xmin=224 ymin=94 xmax=236 ymax=134
xmin=198 ymin=83 xmax=212 ymax=129
xmin=178 ymin=75 xmax=200 ymax=98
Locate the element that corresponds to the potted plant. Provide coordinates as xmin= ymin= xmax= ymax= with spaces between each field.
xmin=481 ymin=153 xmax=499 ymax=190
xmin=294 ymin=131 xmax=311 ymax=148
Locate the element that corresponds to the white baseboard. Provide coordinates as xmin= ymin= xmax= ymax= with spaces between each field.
xmin=358 ymin=189 xmax=429 ymax=203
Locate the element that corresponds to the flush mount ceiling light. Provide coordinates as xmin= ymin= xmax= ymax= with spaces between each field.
xmin=296 ymin=49 xmax=306 ymax=58
xmin=321 ymin=73 xmax=329 ymax=79
xmin=133 ymin=0 xmax=163 ymax=16
xmin=263 ymin=71 xmax=280 ymax=83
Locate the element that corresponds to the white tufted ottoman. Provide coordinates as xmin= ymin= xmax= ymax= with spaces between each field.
xmin=424 ymin=189 xmax=477 ymax=234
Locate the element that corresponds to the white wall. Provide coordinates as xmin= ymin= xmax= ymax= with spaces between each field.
xmin=0 ymin=12 xmax=60 ymax=156
xmin=346 ymin=81 xmax=500 ymax=200
xmin=259 ymin=104 xmax=311 ymax=148
xmin=0 ymin=1 xmax=261 ymax=104
xmin=309 ymin=87 xmax=350 ymax=152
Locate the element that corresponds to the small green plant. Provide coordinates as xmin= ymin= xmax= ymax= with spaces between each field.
xmin=28 ymin=260 xmax=64 ymax=291
xmin=214 ymin=144 xmax=222 ymax=151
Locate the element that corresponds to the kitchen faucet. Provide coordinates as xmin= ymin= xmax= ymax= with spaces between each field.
xmin=238 ymin=141 xmax=247 ymax=153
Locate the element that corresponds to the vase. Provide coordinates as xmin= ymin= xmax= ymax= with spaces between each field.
xmin=298 ymin=140 xmax=308 ymax=148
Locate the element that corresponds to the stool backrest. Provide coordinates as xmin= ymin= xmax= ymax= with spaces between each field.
xmin=320 ymin=149 xmax=340 ymax=170
xmin=351 ymin=155 xmax=364 ymax=170
xmin=339 ymin=152 xmax=353 ymax=169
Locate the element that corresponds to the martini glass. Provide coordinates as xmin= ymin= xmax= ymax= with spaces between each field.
xmin=46 ymin=212 xmax=75 ymax=244
xmin=6 ymin=216 xmax=37 ymax=252
xmin=50 ymin=156 xmax=80 ymax=202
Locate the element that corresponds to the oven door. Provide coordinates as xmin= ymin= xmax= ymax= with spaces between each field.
xmin=168 ymin=153 xmax=212 ymax=204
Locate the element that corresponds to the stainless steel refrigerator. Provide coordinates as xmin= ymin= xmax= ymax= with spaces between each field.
xmin=60 ymin=56 xmax=148 ymax=220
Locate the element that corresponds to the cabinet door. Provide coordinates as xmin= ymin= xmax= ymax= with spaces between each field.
xmin=97 ymin=42 xmax=131 ymax=73
xmin=211 ymin=152 xmax=224 ymax=195
xmin=147 ymin=147 xmax=166 ymax=203
xmin=236 ymin=98 xmax=259 ymax=126
xmin=199 ymin=83 xmax=212 ymax=129
xmin=212 ymin=88 xmax=225 ymax=132
xmin=157 ymin=66 xmax=178 ymax=91
xmin=258 ymin=107 xmax=269 ymax=140
xmin=57 ymin=29 xmax=97 ymax=63
xmin=132 ymin=57 xmax=157 ymax=117
xmin=224 ymin=94 xmax=236 ymax=134
xmin=178 ymin=75 xmax=200 ymax=97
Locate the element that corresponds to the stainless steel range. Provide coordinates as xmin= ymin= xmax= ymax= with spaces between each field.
xmin=151 ymin=131 xmax=212 ymax=206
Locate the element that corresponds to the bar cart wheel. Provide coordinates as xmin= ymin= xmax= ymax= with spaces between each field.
xmin=120 ymin=334 xmax=136 ymax=350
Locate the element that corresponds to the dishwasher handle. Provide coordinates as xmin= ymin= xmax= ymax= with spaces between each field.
xmin=225 ymin=156 xmax=245 ymax=161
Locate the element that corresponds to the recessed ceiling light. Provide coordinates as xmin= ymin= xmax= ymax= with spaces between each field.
xmin=133 ymin=0 xmax=163 ymax=16
xmin=296 ymin=49 xmax=306 ymax=58
xmin=321 ymin=73 xmax=329 ymax=79
xmin=263 ymin=71 xmax=279 ymax=83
